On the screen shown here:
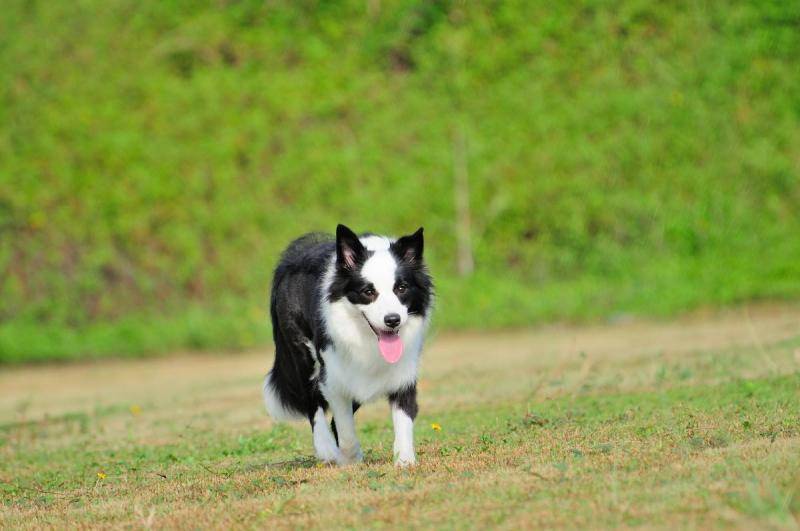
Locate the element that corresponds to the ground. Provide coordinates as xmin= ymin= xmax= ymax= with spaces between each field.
xmin=1 ymin=305 xmax=799 ymax=529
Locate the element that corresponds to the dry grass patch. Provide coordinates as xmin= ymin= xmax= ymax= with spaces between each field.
xmin=2 ymin=306 xmax=800 ymax=528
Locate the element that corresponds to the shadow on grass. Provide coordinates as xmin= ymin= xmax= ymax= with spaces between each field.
xmin=259 ymin=449 xmax=390 ymax=471
xmin=263 ymin=455 xmax=318 ymax=471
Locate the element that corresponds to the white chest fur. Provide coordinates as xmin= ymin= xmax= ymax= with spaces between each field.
xmin=319 ymin=308 xmax=426 ymax=403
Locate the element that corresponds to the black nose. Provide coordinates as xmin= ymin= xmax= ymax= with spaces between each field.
xmin=384 ymin=313 xmax=401 ymax=328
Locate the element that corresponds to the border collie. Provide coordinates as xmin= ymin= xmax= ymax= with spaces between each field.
xmin=262 ymin=224 xmax=433 ymax=466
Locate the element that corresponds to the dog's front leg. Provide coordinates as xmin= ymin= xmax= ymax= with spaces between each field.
xmin=310 ymin=407 xmax=343 ymax=464
xmin=328 ymin=393 xmax=363 ymax=465
xmin=389 ymin=385 xmax=418 ymax=467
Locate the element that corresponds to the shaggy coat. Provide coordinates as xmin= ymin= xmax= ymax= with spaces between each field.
xmin=263 ymin=224 xmax=433 ymax=466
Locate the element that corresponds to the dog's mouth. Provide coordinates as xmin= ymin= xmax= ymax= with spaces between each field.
xmin=362 ymin=313 xmax=404 ymax=364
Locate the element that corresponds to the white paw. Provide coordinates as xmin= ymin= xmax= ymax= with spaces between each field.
xmin=394 ymin=453 xmax=416 ymax=468
xmin=316 ymin=446 xmax=344 ymax=465
xmin=314 ymin=429 xmax=344 ymax=464
xmin=338 ymin=443 xmax=364 ymax=465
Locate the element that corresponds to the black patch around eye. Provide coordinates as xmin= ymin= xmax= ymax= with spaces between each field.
xmin=359 ymin=284 xmax=378 ymax=302
xmin=345 ymin=279 xmax=376 ymax=305
xmin=393 ymin=262 xmax=433 ymax=317
xmin=328 ymin=266 xmax=379 ymax=305
xmin=328 ymin=250 xmax=375 ymax=304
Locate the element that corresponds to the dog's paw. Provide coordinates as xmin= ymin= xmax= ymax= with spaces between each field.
xmin=394 ymin=453 xmax=416 ymax=468
xmin=338 ymin=443 xmax=364 ymax=466
xmin=314 ymin=432 xmax=344 ymax=465
xmin=315 ymin=446 xmax=344 ymax=465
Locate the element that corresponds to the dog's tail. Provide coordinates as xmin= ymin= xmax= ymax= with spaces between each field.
xmin=262 ymin=371 xmax=303 ymax=422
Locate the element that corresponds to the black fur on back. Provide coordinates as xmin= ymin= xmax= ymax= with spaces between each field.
xmin=268 ymin=233 xmax=335 ymax=422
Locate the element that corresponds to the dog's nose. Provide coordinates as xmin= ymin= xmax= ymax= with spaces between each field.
xmin=384 ymin=313 xmax=401 ymax=328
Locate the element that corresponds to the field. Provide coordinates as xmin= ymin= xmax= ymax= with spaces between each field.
xmin=2 ymin=305 xmax=799 ymax=529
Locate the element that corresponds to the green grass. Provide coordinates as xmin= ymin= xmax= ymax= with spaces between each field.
xmin=2 ymin=0 xmax=800 ymax=362
xmin=0 ymin=301 xmax=268 ymax=364
xmin=1 ymin=313 xmax=799 ymax=528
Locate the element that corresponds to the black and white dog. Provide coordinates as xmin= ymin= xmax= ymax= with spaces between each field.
xmin=263 ymin=224 xmax=433 ymax=466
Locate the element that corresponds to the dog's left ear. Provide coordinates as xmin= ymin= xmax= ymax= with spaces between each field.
xmin=336 ymin=224 xmax=366 ymax=270
xmin=392 ymin=227 xmax=424 ymax=263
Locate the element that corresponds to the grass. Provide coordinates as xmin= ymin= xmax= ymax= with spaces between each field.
xmin=1 ymin=305 xmax=799 ymax=528
xmin=2 ymin=0 xmax=800 ymax=362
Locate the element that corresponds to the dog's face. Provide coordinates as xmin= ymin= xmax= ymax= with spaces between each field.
xmin=328 ymin=224 xmax=432 ymax=362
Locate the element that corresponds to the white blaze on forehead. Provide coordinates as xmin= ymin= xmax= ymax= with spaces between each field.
xmin=354 ymin=238 xmax=408 ymax=328
xmin=360 ymin=250 xmax=398 ymax=292
xmin=360 ymin=235 xmax=392 ymax=251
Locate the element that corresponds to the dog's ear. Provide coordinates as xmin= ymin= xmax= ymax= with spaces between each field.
xmin=336 ymin=224 xmax=366 ymax=270
xmin=392 ymin=227 xmax=424 ymax=263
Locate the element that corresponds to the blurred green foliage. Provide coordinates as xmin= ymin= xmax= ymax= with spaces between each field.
xmin=1 ymin=0 xmax=799 ymax=362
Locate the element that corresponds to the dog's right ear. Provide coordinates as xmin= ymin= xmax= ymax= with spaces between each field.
xmin=391 ymin=227 xmax=424 ymax=263
xmin=336 ymin=224 xmax=365 ymax=270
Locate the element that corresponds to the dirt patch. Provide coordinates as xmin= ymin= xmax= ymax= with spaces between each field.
xmin=2 ymin=304 xmax=798 ymax=424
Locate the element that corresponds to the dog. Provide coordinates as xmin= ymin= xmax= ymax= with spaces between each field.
xmin=262 ymin=224 xmax=433 ymax=466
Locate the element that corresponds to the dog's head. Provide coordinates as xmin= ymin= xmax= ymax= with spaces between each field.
xmin=328 ymin=224 xmax=432 ymax=363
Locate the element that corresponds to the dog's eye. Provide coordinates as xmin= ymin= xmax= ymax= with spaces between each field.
xmin=395 ymin=282 xmax=408 ymax=295
xmin=362 ymin=287 xmax=376 ymax=298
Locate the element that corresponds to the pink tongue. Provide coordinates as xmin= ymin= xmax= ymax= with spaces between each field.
xmin=377 ymin=332 xmax=404 ymax=363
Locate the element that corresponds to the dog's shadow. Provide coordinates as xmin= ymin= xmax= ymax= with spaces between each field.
xmin=261 ymin=450 xmax=386 ymax=471
xmin=262 ymin=455 xmax=318 ymax=471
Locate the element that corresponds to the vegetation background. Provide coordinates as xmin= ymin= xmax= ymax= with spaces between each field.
xmin=1 ymin=0 xmax=799 ymax=363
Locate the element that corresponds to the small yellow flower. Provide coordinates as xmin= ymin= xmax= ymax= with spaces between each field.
xmin=97 ymin=471 xmax=107 ymax=480
xmin=130 ymin=405 xmax=142 ymax=416
xmin=431 ymin=423 xmax=442 ymax=432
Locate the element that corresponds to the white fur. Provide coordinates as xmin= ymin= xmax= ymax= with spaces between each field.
xmin=262 ymin=372 xmax=302 ymax=421
xmin=318 ymin=314 xmax=426 ymax=404
xmin=269 ymin=232 xmax=431 ymax=466
xmin=360 ymin=235 xmax=392 ymax=251
xmin=317 ymin=241 xmax=430 ymax=464
xmin=359 ymin=251 xmax=409 ymax=330
xmin=320 ymin=330 xmax=419 ymax=404
xmin=319 ymin=242 xmax=429 ymax=403
xmin=392 ymin=405 xmax=416 ymax=466
xmin=305 ymin=339 xmax=321 ymax=381
xmin=327 ymin=393 xmax=363 ymax=464
xmin=312 ymin=407 xmax=342 ymax=463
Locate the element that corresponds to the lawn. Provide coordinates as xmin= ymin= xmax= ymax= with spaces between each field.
xmin=1 ymin=305 xmax=799 ymax=528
